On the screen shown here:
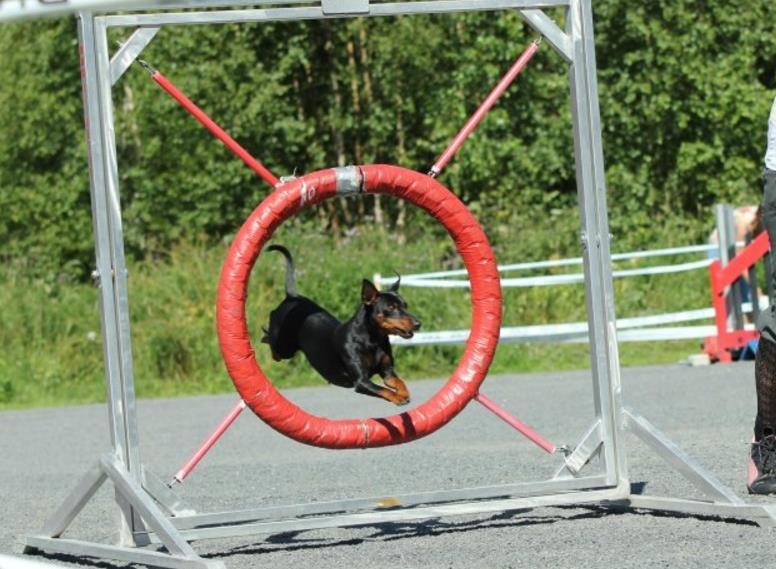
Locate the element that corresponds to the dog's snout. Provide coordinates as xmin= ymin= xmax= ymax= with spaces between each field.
xmin=413 ymin=318 xmax=421 ymax=330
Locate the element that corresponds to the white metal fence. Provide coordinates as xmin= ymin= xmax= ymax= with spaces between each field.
xmin=378 ymin=242 xmax=763 ymax=346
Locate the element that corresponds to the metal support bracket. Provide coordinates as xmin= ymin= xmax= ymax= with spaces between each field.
xmin=623 ymin=408 xmax=744 ymax=505
xmin=519 ymin=9 xmax=572 ymax=62
xmin=25 ymin=456 xmax=222 ymax=569
xmin=142 ymin=465 xmax=197 ymax=517
xmin=38 ymin=463 xmax=107 ymax=539
xmin=110 ymin=27 xmax=161 ymax=85
xmin=553 ymin=419 xmax=603 ymax=478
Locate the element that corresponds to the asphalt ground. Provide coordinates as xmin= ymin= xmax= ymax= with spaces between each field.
xmin=1 ymin=362 xmax=774 ymax=569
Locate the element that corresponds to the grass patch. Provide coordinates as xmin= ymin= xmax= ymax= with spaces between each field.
xmin=0 ymin=219 xmax=714 ymax=410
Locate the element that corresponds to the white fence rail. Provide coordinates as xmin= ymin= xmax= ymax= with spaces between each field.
xmin=380 ymin=242 xmax=759 ymax=346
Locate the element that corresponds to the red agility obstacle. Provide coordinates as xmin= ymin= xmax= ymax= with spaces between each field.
xmin=216 ymin=164 xmax=502 ymax=449
xmin=139 ymin=41 xmax=561 ymax=464
xmin=704 ymin=230 xmax=770 ymax=362
xmin=140 ymin=45 xmax=556 ymax=465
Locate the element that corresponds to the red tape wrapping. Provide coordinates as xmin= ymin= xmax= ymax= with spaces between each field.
xmin=216 ymin=165 xmax=502 ymax=449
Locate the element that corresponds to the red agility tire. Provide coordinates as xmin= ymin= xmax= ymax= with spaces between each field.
xmin=216 ymin=164 xmax=501 ymax=449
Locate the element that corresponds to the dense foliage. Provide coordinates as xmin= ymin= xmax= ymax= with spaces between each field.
xmin=0 ymin=231 xmax=707 ymax=408
xmin=1 ymin=2 xmax=774 ymax=280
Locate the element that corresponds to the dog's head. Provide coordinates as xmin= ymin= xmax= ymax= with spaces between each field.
xmin=361 ymin=276 xmax=421 ymax=339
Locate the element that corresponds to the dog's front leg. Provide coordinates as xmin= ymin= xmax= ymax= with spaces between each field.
xmin=378 ymin=366 xmax=410 ymax=406
xmin=384 ymin=376 xmax=410 ymax=405
xmin=345 ymin=362 xmax=407 ymax=405
xmin=377 ymin=351 xmax=410 ymax=405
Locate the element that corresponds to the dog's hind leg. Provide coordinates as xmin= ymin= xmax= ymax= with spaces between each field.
xmin=260 ymin=326 xmax=283 ymax=361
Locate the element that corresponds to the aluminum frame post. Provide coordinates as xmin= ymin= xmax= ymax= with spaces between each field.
xmin=566 ymin=0 xmax=627 ymax=488
xmin=78 ymin=12 xmax=146 ymax=546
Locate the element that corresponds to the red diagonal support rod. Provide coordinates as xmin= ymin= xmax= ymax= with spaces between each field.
xmin=475 ymin=392 xmax=556 ymax=454
xmin=429 ymin=40 xmax=540 ymax=178
xmin=170 ymin=399 xmax=246 ymax=485
xmin=149 ymin=69 xmax=279 ymax=188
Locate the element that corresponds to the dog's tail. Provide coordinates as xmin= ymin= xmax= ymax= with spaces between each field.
xmin=266 ymin=244 xmax=298 ymax=297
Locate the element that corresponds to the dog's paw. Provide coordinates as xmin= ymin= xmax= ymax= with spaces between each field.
xmin=395 ymin=396 xmax=411 ymax=406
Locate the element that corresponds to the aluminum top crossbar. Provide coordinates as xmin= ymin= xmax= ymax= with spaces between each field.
xmin=102 ymin=0 xmax=569 ymax=27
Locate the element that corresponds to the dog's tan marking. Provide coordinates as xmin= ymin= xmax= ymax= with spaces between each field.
xmin=376 ymin=386 xmax=408 ymax=405
xmin=384 ymin=375 xmax=410 ymax=405
xmin=374 ymin=315 xmax=415 ymax=335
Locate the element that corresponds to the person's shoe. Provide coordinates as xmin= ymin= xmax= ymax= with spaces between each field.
xmin=748 ymin=434 xmax=776 ymax=494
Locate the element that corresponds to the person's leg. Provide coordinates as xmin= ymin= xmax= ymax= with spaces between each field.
xmin=749 ymin=342 xmax=776 ymax=493
xmin=761 ymin=170 xmax=776 ymax=302
xmin=755 ymin=338 xmax=776 ymax=439
xmin=750 ymin=169 xmax=776 ymax=493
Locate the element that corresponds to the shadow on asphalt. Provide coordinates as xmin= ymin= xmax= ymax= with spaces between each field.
xmin=206 ymin=501 xmax=758 ymax=560
xmin=25 ymin=495 xmax=758 ymax=568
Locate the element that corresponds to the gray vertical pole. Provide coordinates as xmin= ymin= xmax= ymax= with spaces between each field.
xmin=766 ymin=250 xmax=774 ymax=307
xmin=566 ymin=0 xmax=627 ymax=488
xmin=715 ymin=204 xmax=745 ymax=331
xmin=746 ymin=230 xmax=760 ymax=324
xmin=77 ymin=13 xmax=145 ymax=546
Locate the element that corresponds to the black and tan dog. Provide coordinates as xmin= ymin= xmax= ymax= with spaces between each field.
xmin=261 ymin=245 xmax=421 ymax=405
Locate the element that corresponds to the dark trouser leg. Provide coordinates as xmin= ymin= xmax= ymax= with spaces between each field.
xmin=756 ymin=337 xmax=776 ymax=439
xmin=755 ymin=169 xmax=776 ymax=439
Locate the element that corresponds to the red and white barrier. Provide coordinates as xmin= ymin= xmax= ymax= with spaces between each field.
xmin=704 ymin=231 xmax=770 ymax=362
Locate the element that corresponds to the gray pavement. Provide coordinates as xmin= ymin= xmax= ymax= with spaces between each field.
xmin=1 ymin=363 xmax=773 ymax=569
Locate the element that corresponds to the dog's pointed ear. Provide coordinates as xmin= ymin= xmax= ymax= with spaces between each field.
xmin=362 ymin=279 xmax=379 ymax=305
xmin=389 ymin=272 xmax=401 ymax=292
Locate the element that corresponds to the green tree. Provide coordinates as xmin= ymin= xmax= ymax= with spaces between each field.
xmin=1 ymin=2 xmax=775 ymax=279
xmin=0 ymin=19 xmax=90 ymax=278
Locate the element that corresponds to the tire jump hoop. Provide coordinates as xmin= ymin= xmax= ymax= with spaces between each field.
xmin=216 ymin=164 xmax=502 ymax=450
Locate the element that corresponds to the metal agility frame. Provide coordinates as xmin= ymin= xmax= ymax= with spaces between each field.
xmin=23 ymin=1 xmax=776 ymax=568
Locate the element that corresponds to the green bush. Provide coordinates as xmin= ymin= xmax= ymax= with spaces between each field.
xmin=1 ymin=3 xmax=775 ymax=281
xmin=0 ymin=2 xmax=772 ymax=407
xmin=0 ymin=219 xmax=709 ymax=409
